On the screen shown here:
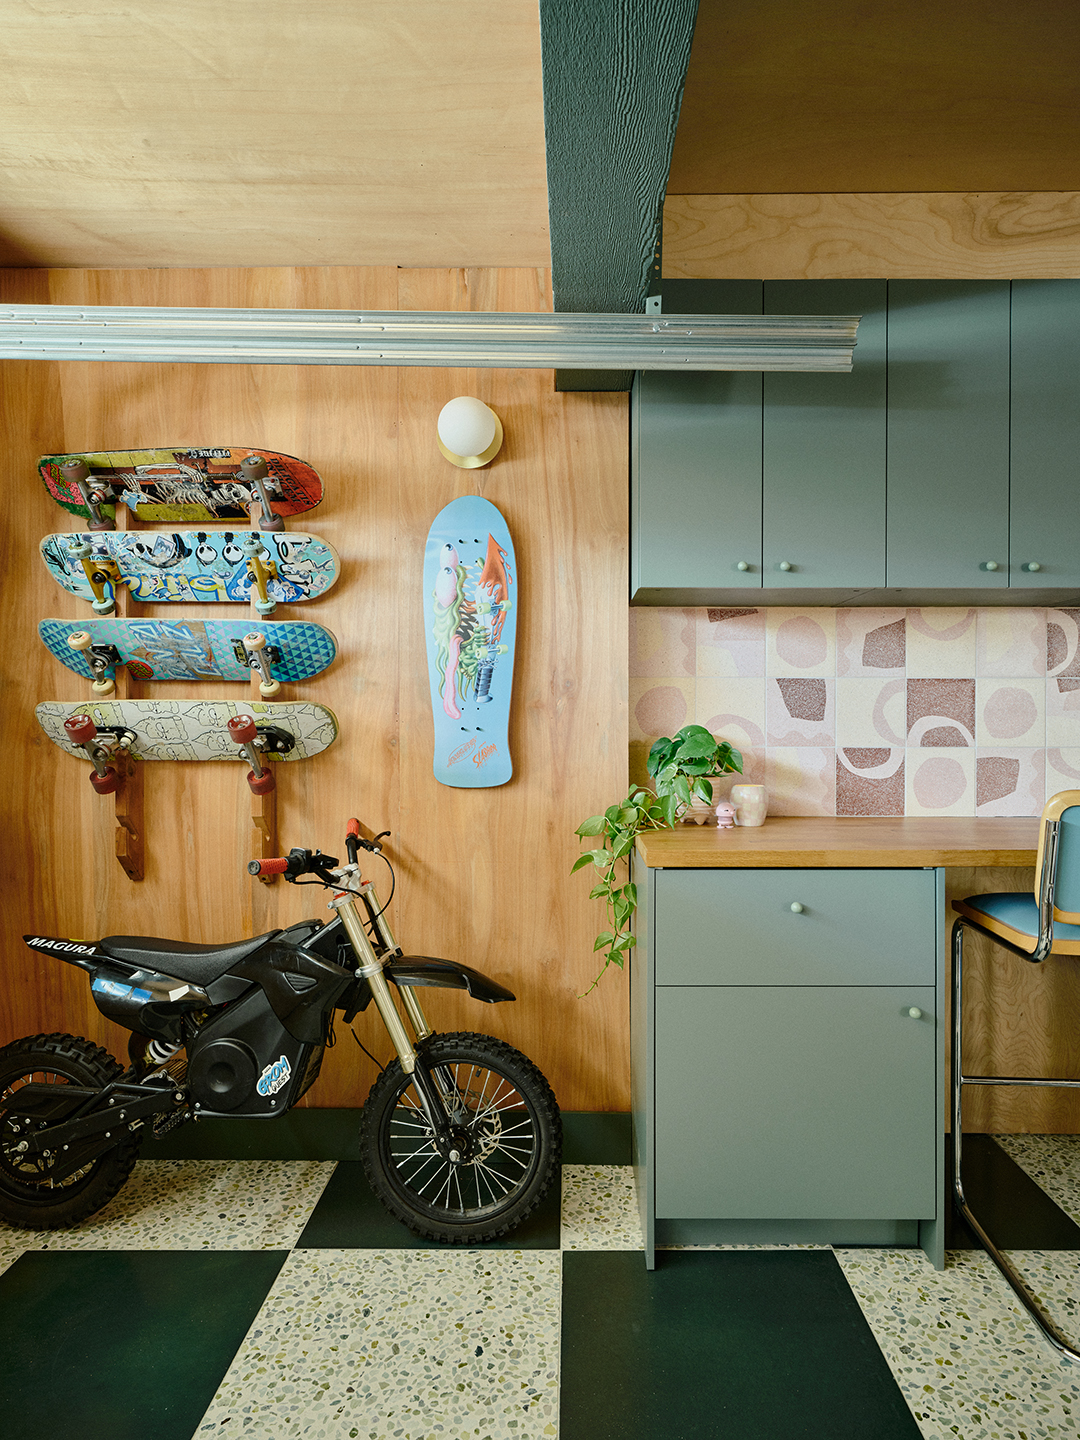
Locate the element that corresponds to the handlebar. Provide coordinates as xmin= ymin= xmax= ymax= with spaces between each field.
xmin=245 ymin=822 xmax=391 ymax=883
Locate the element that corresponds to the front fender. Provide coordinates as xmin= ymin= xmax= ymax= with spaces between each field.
xmin=386 ymin=956 xmax=515 ymax=1004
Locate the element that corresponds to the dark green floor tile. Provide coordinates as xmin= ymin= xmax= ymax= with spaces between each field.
xmin=562 ymin=1111 xmax=631 ymax=1164
xmin=0 ymin=1249 xmax=286 ymax=1440
xmin=560 ymin=1250 xmax=921 ymax=1440
xmin=141 ymin=1107 xmax=363 ymax=1160
xmin=296 ymin=1159 xmax=561 ymax=1249
xmin=945 ymin=1133 xmax=1080 ymax=1249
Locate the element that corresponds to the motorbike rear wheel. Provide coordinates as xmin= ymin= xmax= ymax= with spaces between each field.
xmin=359 ymin=1032 xmax=561 ymax=1243
xmin=0 ymin=1033 xmax=141 ymax=1229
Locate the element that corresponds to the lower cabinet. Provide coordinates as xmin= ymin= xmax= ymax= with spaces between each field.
xmin=631 ymin=864 xmax=946 ymax=1269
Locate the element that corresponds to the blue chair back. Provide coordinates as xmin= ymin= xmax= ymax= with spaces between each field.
xmin=1039 ymin=792 xmax=1080 ymax=922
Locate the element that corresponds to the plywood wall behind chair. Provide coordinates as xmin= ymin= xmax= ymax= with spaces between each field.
xmin=0 ymin=264 xmax=630 ymax=1112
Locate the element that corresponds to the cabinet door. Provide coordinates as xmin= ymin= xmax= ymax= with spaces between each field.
xmin=632 ymin=281 xmax=763 ymax=599
xmin=886 ymin=280 xmax=1010 ymax=589
xmin=1010 ymin=280 xmax=1080 ymax=589
xmin=654 ymin=985 xmax=937 ymax=1220
xmin=763 ymin=280 xmax=887 ymax=588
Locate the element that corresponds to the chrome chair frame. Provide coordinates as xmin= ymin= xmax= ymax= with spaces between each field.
xmin=952 ymin=802 xmax=1080 ymax=1360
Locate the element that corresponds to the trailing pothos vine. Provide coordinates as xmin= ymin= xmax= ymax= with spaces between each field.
xmin=573 ymin=725 xmax=742 ymax=994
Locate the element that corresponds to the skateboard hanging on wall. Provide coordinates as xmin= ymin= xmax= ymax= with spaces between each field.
xmin=39 ymin=617 xmax=338 ymax=695
xmin=39 ymin=530 xmax=340 ymax=614
xmin=423 ymin=495 xmax=516 ymax=788
xmin=38 ymin=448 xmax=323 ymax=529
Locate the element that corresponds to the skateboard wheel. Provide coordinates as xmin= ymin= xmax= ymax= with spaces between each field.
xmin=254 ymin=598 xmax=277 ymax=617
xmin=89 ymin=766 xmax=120 ymax=795
xmin=258 ymin=678 xmax=282 ymax=698
xmin=227 ymin=714 xmax=258 ymax=745
xmin=67 ymin=631 xmax=93 ymax=652
xmin=243 ymin=631 xmax=267 ymax=651
xmin=240 ymin=456 xmax=270 ymax=482
xmin=91 ymin=677 xmax=116 ymax=697
xmin=60 ymin=460 xmax=90 ymax=483
xmin=64 ymin=713 xmax=97 ymax=745
xmin=91 ymin=598 xmax=116 ymax=616
xmin=247 ymin=767 xmax=276 ymax=795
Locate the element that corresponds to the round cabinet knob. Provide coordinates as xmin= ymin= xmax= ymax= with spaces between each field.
xmin=982 ymin=560 xmax=999 ymax=572
xmin=778 ymin=561 xmax=793 ymax=573
xmin=789 ymin=902 xmax=805 ymax=914
xmin=736 ymin=560 xmax=750 ymax=572
xmin=906 ymin=1006 xmax=923 ymax=1020
xmin=1023 ymin=561 xmax=1042 ymax=573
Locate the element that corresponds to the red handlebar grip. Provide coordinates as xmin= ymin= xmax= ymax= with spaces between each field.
xmin=247 ymin=856 xmax=290 ymax=876
xmin=346 ymin=818 xmax=361 ymax=837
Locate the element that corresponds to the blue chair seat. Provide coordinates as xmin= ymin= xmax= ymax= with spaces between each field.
xmin=954 ymin=892 xmax=1080 ymax=953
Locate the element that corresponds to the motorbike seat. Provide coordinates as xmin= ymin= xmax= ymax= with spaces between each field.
xmin=98 ymin=930 xmax=282 ymax=987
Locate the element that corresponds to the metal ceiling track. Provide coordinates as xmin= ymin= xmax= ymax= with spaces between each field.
xmin=0 ymin=306 xmax=859 ymax=372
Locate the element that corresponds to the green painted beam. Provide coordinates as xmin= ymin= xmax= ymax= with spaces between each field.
xmin=539 ymin=0 xmax=700 ymax=391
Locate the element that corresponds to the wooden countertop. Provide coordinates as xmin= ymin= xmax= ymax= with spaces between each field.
xmin=635 ymin=816 xmax=1040 ymax=868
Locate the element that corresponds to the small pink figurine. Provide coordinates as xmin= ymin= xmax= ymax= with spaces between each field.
xmin=714 ymin=800 xmax=738 ymax=829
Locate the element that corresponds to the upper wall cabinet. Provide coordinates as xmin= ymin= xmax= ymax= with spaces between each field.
xmin=631 ymin=278 xmax=1080 ymax=606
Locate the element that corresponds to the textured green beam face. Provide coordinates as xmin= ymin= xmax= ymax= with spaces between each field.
xmin=539 ymin=0 xmax=700 ymax=390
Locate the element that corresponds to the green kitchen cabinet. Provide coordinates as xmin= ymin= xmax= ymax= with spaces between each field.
xmin=1010 ymin=279 xmax=1080 ymax=590
xmin=885 ymin=280 xmax=1011 ymax=590
xmin=630 ymin=863 xmax=946 ymax=1269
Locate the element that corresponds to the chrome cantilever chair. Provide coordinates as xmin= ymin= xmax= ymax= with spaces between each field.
xmin=952 ymin=789 xmax=1080 ymax=1360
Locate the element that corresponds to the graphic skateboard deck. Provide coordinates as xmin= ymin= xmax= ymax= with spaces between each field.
xmin=423 ymin=495 xmax=516 ymax=788
xmin=38 ymin=448 xmax=322 ymax=526
xmin=40 ymin=617 xmax=337 ymax=687
xmin=40 ymin=530 xmax=340 ymax=610
xmin=36 ymin=699 xmax=338 ymax=763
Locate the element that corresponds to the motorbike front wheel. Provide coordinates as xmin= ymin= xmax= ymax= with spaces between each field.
xmin=359 ymin=1032 xmax=561 ymax=1243
xmin=0 ymin=1032 xmax=140 ymax=1229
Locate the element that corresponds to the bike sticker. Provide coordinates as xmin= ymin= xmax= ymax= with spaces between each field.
xmin=257 ymin=1055 xmax=292 ymax=1097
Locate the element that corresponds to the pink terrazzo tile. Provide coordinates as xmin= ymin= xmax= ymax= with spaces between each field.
xmin=835 ymin=677 xmax=907 ymax=748
xmin=766 ymin=677 xmax=834 ymax=746
xmin=629 ymin=679 xmax=694 ymax=745
xmin=907 ymin=678 xmax=976 ymax=747
xmin=765 ymin=609 xmax=835 ymax=677
xmin=905 ymin=608 xmax=977 ymax=678
xmin=695 ymin=607 xmax=766 ymax=677
xmin=975 ymin=679 xmax=1045 ymax=748
xmin=629 ymin=608 xmax=697 ymax=678
xmin=905 ymin=747 xmax=975 ymax=816
xmin=975 ymin=749 xmax=1045 ymax=817
xmin=976 ymin=608 xmax=1046 ymax=678
xmin=836 ymin=608 xmax=906 ymax=677
xmin=764 ymin=747 xmax=836 ymax=815
xmin=836 ymin=748 xmax=905 ymax=817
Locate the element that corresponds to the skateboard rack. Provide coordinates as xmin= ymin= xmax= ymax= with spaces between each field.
xmin=107 ymin=508 xmax=145 ymax=882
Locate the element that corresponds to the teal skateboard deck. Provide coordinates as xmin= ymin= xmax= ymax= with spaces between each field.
xmin=38 ymin=447 xmax=322 ymax=526
xmin=40 ymin=530 xmax=340 ymax=610
xmin=423 ymin=496 xmax=516 ymax=787
xmin=39 ymin=617 xmax=337 ymax=687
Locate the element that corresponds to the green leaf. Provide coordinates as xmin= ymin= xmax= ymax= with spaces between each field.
xmin=571 ymin=853 xmax=598 ymax=873
xmin=593 ymin=932 xmax=614 ymax=952
xmin=575 ymin=815 xmax=607 ymax=837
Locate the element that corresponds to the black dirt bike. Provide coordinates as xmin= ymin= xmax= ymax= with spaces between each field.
xmin=0 ymin=820 xmax=561 ymax=1241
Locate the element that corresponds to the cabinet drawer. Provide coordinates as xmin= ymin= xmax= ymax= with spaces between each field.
xmin=654 ymin=985 xmax=938 ymax=1220
xmin=653 ymin=868 xmax=937 ymax=986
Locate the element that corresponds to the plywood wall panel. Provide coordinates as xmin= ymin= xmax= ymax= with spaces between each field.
xmin=663 ymin=193 xmax=1080 ymax=281
xmin=0 ymin=263 xmax=630 ymax=1113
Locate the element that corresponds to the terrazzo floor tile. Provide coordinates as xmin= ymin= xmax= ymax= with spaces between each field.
xmin=560 ymin=1164 xmax=643 ymax=1250
xmin=995 ymin=1135 xmax=1080 ymax=1227
xmin=836 ymin=1247 xmax=1080 ymax=1440
xmin=196 ymin=1247 xmax=561 ymax=1440
xmin=0 ymin=1159 xmax=335 ymax=1252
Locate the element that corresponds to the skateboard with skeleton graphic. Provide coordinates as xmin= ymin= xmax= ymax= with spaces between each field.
xmin=39 ymin=529 xmax=340 ymax=616
xmin=423 ymin=495 xmax=516 ymax=788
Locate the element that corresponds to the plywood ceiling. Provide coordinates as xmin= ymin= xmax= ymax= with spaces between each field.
xmin=669 ymin=0 xmax=1080 ymax=194
xmin=0 ymin=1 xmax=550 ymax=269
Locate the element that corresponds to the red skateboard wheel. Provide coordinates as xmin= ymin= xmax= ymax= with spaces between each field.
xmin=227 ymin=714 xmax=257 ymax=745
xmin=64 ymin=713 xmax=97 ymax=745
xmin=89 ymin=766 xmax=119 ymax=795
xmin=246 ymin=768 xmax=276 ymax=795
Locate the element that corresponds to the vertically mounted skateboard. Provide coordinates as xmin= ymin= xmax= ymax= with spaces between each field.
xmin=38 ymin=448 xmax=322 ymax=528
xmin=423 ymin=496 xmax=516 ymax=788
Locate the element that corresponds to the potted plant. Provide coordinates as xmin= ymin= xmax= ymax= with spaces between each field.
xmin=572 ymin=725 xmax=742 ymax=992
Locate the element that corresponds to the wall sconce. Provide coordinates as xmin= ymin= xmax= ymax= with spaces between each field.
xmin=436 ymin=396 xmax=504 ymax=468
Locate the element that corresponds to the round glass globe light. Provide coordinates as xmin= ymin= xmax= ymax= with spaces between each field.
xmin=437 ymin=397 xmax=498 ymax=459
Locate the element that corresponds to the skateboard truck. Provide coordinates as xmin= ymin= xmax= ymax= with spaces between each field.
xmin=71 ymin=538 xmax=126 ymax=616
xmin=63 ymin=714 xmax=135 ymax=794
xmin=241 ymin=534 xmax=279 ymax=616
xmin=67 ymin=631 xmax=122 ymax=697
xmin=238 ymin=632 xmax=282 ymax=697
xmin=226 ymin=715 xmax=296 ymax=794
xmin=240 ymin=456 xmax=284 ymax=533
xmin=60 ymin=460 xmax=114 ymax=532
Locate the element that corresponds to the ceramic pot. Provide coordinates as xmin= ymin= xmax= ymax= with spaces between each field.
xmin=730 ymin=783 xmax=767 ymax=827
xmin=680 ymin=798 xmax=716 ymax=825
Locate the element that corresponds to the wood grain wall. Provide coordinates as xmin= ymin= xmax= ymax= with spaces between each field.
xmin=663 ymin=193 xmax=1080 ymax=280
xmin=0 ymin=264 xmax=630 ymax=1113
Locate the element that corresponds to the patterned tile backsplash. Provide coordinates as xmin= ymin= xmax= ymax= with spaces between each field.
xmin=629 ymin=606 xmax=1080 ymax=817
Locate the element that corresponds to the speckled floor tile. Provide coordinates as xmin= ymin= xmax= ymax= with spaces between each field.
xmin=0 ymin=1243 xmax=24 ymax=1277
xmin=560 ymin=1165 xmax=642 ymax=1250
xmin=195 ymin=1247 xmax=561 ymax=1440
xmin=0 ymin=1159 xmax=335 ymax=1251
xmin=996 ymin=1135 xmax=1080 ymax=1227
xmin=836 ymin=1247 xmax=1080 ymax=1440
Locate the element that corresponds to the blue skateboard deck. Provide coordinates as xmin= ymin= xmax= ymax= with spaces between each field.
xmin=423 ymin=496 xmax=516 ymax=787
xmin=40 ymin=617 xmax=337 ymax=685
